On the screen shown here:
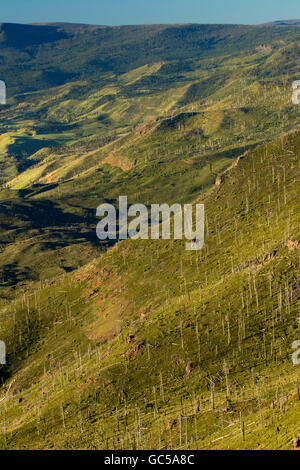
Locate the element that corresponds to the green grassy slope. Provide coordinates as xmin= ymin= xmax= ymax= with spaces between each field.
xmin=1 ymin=31 xmax=300 ymax=302
xmin=1 ymin=22 xmax=300 ymax=186
xmin=0 ymin=22 xmax=300 ymax=450
xmin=0 ymin=108 xmax=237 ymax=302
xmin=0 ymin=129 xmax=299 ymax=449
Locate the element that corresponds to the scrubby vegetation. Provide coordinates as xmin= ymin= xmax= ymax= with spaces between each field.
xmin=0 ymin=22 xmax=299 ymax=450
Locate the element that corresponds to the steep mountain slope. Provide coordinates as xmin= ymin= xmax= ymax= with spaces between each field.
xmin=0 ymin=129 xmax=299 ymax=449
xmin=0 ymin=22 xmax=300 ymax=450
xmin=1 ymin=22 xmax=300 ymax=303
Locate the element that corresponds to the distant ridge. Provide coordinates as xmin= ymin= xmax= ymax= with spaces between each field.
xmin=29 ymin=22 xmax=107 ymax=30
xmin=29 ymin=20 xmax=300 ymax=28
xmin=265 ymin=19 xmax=300 ymax=26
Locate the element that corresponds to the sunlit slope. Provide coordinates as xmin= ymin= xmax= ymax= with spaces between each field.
xmin=0 ymin=130 xmax=299 ymax=449
xmin=0 ymin=21 xmax=300 ymax=450
xmin=2 ymin=69 xmax=299 ymax=301
xmin=1 ymin=24 xmax=300 ymax=187
xmin=0 ymin=112 xmax=235 ymax=302
xmin=3 ymin=55 xmax=300 ymax=188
